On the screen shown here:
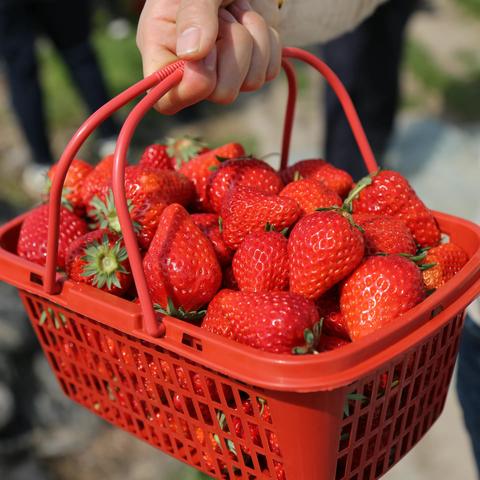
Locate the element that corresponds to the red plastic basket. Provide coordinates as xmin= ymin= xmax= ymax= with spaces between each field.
xmin=1 ymin=48 xmax=480 ymax=480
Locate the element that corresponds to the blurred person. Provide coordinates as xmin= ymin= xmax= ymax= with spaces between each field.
xmin=322 ymin=0 xmax=419 ymax=180
xmin=458 ymin=294 xmax=480 ymax=473
xmin=0 ymin=0 xmax=118 ymax=197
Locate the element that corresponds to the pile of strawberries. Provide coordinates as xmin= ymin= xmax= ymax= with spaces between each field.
xmin=17 ymin=136 xmax=470 ymax=355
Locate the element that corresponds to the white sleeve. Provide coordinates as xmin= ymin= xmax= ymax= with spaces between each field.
xmin=277 ymin=0 xmax=388 ymax=46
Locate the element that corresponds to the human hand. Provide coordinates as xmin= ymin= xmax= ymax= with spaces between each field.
xmin=136 ymin=0 xmax=282 ymax=114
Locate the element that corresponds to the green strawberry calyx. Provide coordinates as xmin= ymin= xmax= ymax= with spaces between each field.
xmin=89 ymin=190 xmax=139 ymax=234
xmin=292 ymin=319 xmax=323 ymax=355
xmin=154 ymin=297 xmax=207 ymax=322
xmin=377 ymin=251 xmax=437 ymax=271
xmin=166 ymin=135 xmax=208 ymax=168
xmin=81 ymin=235 xmax=129 ymax=290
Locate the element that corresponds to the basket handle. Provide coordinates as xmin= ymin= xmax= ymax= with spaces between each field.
xmin=111 ymin=47 xmax=378 ymax=338
xmin=46 ymin=47 xmax=378 ymax=338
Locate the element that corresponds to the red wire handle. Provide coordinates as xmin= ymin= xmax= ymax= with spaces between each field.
xmin=45 ymin=47 xmax=378 ymax=338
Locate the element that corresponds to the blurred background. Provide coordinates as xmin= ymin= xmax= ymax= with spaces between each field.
xmin=0 ymin=0 xmax=479 ymax=479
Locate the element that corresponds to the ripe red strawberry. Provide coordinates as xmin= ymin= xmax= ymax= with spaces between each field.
xmin=207 ymin=158 xmax=284 ymax=213
xmin=118 ymin=166 xmax=194 ymax=206
xmin=191 ymin=213 xmax=233 ymax=266
xmin=17 ymin=204 xmax=88 ymax=269
xmin=88 ymin=166 xmax=194 ymax=218
xmin=81 ymin=154 xmax=114 ymax=207
xmin=202 ymin=290 xmax=320 ymax=354
xmin=139 ymin=144 xmax=174 ymax=170
xmin=289 ymin=210 xmax=365 ymax=301
xmin=88 ymin=166 xmax=194 ymax=249
xmin=318 ymin=335 xmax=351 ymax=352
xmin=315 ymin=288 xmax=350 ymax=340
xmin=353 ymin=213 xmax=417 ymax=256
xmin=200 ymin=289 xmax=235 ymax=339
xmin=179 ymin=143 xmax=245 ymax=211
xmin=47 ymin=158 xmax=93 ymax=215
xmin=421 ymin=243 xmax=469 ymax=290
xmin=90 ymin=190 xmax=166 ymax=250
xmin=341 ymin=255 xmax=426 ymax=340
xmin=65 ymin=229 xmax=131 ymax=296
xmin=221 ymin=186 xmax=301 ymax=250
xmin=232 ymin=230 xmax=289 ymax=292
xmin=279 ymin=177 xmax=342 ymax=216
xmin=351 ymin=170 xmax=441 ymax=248
xmin=281 ymin=159 xmax=353 ymax=198
xmin=143 ymin=204 xmax=222 ymax=311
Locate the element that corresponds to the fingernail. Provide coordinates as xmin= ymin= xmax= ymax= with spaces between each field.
xmin=235 ymin=0 xmax=252 ymax=11
xmin=176 ymin=27 xmax=201 ymax=56
xmin=204 ymin=47 xmax=217 ymax=72
xmin=219 ymin=8 xmax=237 ymax=23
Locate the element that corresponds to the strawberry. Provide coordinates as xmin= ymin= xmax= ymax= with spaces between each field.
xmin=80 ymin=154 xmax=114 ymax=207
xmin=139 ymin=144 xmax=174 ymax=170
xmin=315 ymin=288 xmax=350 ymax=340
xmin=191 ymin=213 xmax=233 ymax=266
xmin=119 ymin=166 xmax=194 ymax=206
xmin=200 ymin=289 xmax=235 ymax=339
xmin=350 ymin=170 xmax=441 ymax=248
xmin=47 ymin=158 xmax=93 ymax=215
xmin=353 ymin=213 xmax=417 ymax=256
xmin=65 ymin=229 xmax=131 ymax=296
xmin=88 ymin=166 xmax=193 ymax=219
xmin=232 ymin=229 xmax=289 ymax=292
xmin=143 ymin=204 xmax=222 ymax=311
xmin=17 ymin=204 xmax=88 ymax=269
xmin=341 ymin=255 xmax=426 ymax=340
xmin=179 ymin=142 xmax=245 ymax=211
xmin=202 ymin=290 xmax=320 ymax=354
xmin=279 ymin=177 xmax=342 ymax=216
xmin=90 ymin=190 xmax=166 ymax=250
xmin=281 ymin=159 xmax=353 ymax=198
xmin=207 ymin=158 xmax=284 ymax=213
xmin=221 ymin=186 xmax=301 ymax=250
xmin=88 ymin=166 xmax=194 ymax=249
xmin=421 ymin=243 xmax=469 ymax=290
xmin=288 ymin=210 xmax=365 ymax=301
xmin=318 ymin=335 xmax=351 ymax=352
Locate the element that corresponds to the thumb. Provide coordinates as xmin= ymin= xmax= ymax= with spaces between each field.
xmin=176 ymin=0 xmax=233 ymax=59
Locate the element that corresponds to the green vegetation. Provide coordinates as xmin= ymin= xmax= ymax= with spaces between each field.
xmin=404 ymin=39 xmax=480 ymax=121
xmin=454 ymin=0 xmax=480 ymax=18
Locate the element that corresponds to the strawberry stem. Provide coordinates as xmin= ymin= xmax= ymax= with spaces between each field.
xmin=342 ymin=171 xmax=379 ymax=213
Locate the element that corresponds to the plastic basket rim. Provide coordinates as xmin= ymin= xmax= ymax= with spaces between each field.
xmin=1 ymin=209 xmax=479 ymax=392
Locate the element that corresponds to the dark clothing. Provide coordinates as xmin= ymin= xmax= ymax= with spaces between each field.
xmin=322 ymin=0 xmax=418 ymax=180
xmin=457 ymin=316 xmax=480 ymax=474
xmin=0 ymin=0 xmax=117 ymax=165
